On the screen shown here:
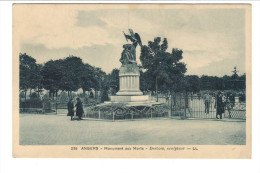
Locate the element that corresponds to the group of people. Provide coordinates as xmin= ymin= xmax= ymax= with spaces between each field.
xmin=67 ymin=97 xmax=84 ymax=121
xmin=203 ymin=91 xmax=232 ymax=119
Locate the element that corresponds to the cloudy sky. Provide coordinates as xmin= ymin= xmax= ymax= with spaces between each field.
xmin=14 ymin=4 xmax=247 ymax=77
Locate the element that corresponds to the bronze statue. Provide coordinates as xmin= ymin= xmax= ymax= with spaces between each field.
xmin=123 ymin=29 xmax=143 ymax=48
xmin=120 ymin=29 xmax=142 ymax=65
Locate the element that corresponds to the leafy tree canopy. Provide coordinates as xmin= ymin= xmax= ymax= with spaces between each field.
xmin=41 ymin=59 xmax=64 ymax=93
xmin=19 ymin=53 xmax=42 ymax=92
xmin=108 ymin=68 xmax=119 ymax=95
xmin=60 ymin=56 xmax=84 ymax=92
xmin=140 ymin=37 xmax=187 ymax=93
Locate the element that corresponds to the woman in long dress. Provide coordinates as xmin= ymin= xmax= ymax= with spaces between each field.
xmin=67 ymin=98 xmax=74 ymax=120
xmin=216 ymin=92 xmax=225 ymax=119
xmin=75 ymin=98 xmax=84 ymax=120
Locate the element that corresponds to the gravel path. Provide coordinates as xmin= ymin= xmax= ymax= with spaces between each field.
xmin=19 ymin=114 xmax=246 ymax=145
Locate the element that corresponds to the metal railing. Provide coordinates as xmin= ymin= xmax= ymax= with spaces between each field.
xmin=151 ymin=95 xmax=246 ymax=120
xmin=83 ymin=103 xmax=170 ymax=120
xmin=19 ymin=95 xmax=246 ymax=120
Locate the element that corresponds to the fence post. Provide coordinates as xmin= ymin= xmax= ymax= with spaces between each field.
xmin=170 ymin=95 xmax=173 ymax=117
xmin=42 ymin=101 xmax=45 ymax=114
xmin=215 ymin=97 xmax=218 ymax=119
xmin=184 ymin=104 xmax=186 ymax=119
xmin=131 ymin=111 xmax=133 ymax=120
xmin=156 ymin=76 xmax=158 ymax=102
xmin=184 ymin=94 xmax=187 ymax=119
xmin=180 ymin=95 xmax=187 ymax=120
xmin=180 ymin=95 xmax=182 ymax=119
xmin=112 ymin=112 xmax=115 ymax=121
xmin=168 ymin=109 xmax=171 ymax=118
xmin=151 ymin=109 xmax=153 ymax=118
xmin=228 ymin=102 xmax=231 ymax=119
xmin=99 ymin=110 xmax=101 ymax=119
xmin=56 ymin=101 xmax=57 ymax=115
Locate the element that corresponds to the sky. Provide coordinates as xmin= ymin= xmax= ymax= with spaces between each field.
xmin=14 ymin=4 xmax=247 ymax=77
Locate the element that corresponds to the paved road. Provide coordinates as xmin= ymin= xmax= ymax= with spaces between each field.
xmin=19 ymin=114 xmax=246 ymax=145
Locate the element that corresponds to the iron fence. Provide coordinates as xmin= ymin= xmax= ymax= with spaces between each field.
xmin=151 ymin=95 xmax=246 ymax=120
xmin=83 ymin=103 xmax=169 ymax=120
xmin=224 ymin=101 xmax=246 ymax=119
xmin=20 ymin=95 xmax=246 ymax=120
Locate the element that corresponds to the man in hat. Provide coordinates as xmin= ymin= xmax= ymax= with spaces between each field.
xmin=67 ymin=98 xmax=74 ymax=120
xmin=75 ymin=97 xmax=84 ymax=120
xmin=216 ymin=91 xmax=225 ymax=119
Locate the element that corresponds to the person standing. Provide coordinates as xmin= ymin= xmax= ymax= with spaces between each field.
xmin=226 ymin=95 xmax=232 ymax=118
xmin=67 ymin=98 xmax=74 ymax=120
xmin=75 ymin=97 xmax=84 ymax=120
xmin=216 ymin=92 xmax=225 ymax=119
xmin=204 ymin=92 xmax=211 ymax=114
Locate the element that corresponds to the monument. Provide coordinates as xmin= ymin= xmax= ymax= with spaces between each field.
xmin=89 ymin=29 xmax=169 ymax=120
xmin=109 ymin=29 xmax=149 ymax=104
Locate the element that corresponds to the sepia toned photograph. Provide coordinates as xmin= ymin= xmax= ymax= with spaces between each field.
xmin=13 ymin=4 xmax=251 ymax=158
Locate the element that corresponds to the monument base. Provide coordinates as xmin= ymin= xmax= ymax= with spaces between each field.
xmin=103 ymin=100 xmax=160 ymax=106
xmin=116 ymin=90 xmax=143 ymax=96
xmin=110 ymin=95 xmax=149 ymax=102
xmin=87 ymin=100 xmax=170 ymax=120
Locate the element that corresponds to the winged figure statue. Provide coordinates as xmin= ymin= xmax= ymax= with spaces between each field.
xmin=120 ymin=29 xmax=143 ymax=65
xmin=123 ymin=29 xmax=143 ymax=48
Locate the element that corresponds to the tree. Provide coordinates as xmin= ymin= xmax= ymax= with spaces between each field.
xmin=19 ymin=53 xmax=41 ymax=100
xmin=140 ymin=37 xmax=187 ymax=94
xmin=230 ymin=66 xmax=243 ymax=91
xmin=93 ymin=67 xmax=106 ymax=98
xmin=200 ymin=75 xmax=212 ymax=90
xmin=184 ymin=75 xmax=200 ymax=93
xmin=100 ymin=75 xmax=110 ymax=103
xmin=81 ymin=63 xmax=96 ymax=95
xmin=59 ymin=56 xmax=85 ymax=97
xmin=41 ymin=59 xmax=64 ymax=99
xmin=108 ymin=68 xmax=119 ymax=95
xmin=238 ymin=73 xmax=246 ymax=90
xmin=32 ymin=64 xmax=43 ymax=97
xmin=139 ymin=68 xmax=149 ymax=92
xmin=222 ymin=75 xmax=232 ymax=90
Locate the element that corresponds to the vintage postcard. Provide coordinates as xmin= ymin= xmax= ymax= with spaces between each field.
xmin=13 ymin=3 xmax=251 ymax=158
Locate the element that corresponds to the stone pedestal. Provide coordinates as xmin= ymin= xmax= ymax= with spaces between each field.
xmin=116 ymin=63 xmax=142 ymax=96
xmin=116 ymin=73 xmax=142 ymax=95
xmin=110 ymin=63 xmax=147 ymax=103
